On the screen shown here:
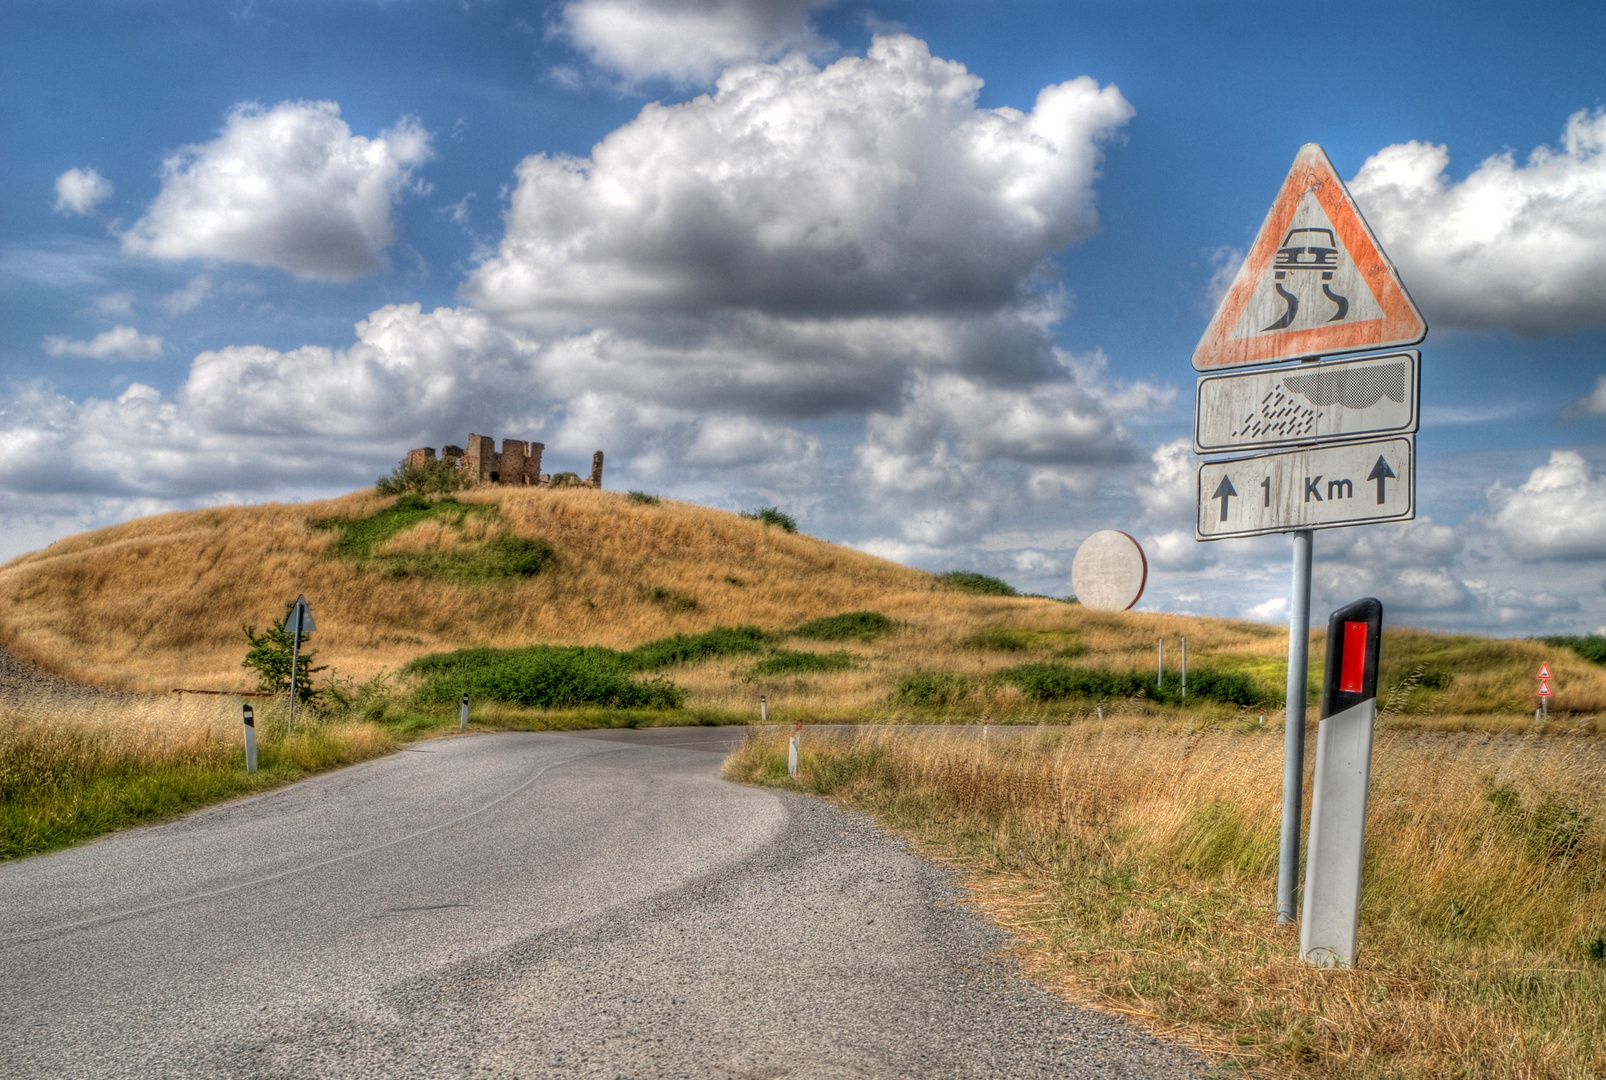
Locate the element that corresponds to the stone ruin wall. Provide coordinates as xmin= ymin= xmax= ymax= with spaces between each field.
xmin=405 ymin=434 xmax=604 ymax=489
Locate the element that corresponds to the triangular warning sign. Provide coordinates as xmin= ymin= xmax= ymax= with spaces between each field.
xmin=1193 ymin=144 xmax=1426 ymax=370
xmin=1538 ymin=681 xmax=1553 ymax=697
xmin=1538 ymin=662 xmax=1553 ymax=680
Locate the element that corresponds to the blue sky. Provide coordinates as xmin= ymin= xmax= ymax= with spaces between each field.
xmin=3 ymin=0 xmax=1605 ymax=635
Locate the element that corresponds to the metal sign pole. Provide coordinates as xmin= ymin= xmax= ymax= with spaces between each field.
xmin=287 ymin=608 xmax=303 ymax=733
xmin=1277 ymin=529 xmax=1314 ymax=923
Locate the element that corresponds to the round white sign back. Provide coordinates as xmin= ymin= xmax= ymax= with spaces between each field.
xmin=1071 ymin=530 xmax=1147 ymax=611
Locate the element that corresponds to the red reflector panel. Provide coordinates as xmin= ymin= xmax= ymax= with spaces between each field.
xmin=1340 ymin=621 xmax=1368 ymax=693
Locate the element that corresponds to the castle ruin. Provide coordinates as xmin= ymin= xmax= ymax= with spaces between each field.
xmin=406 ymin=434 xmax=604 ymax=489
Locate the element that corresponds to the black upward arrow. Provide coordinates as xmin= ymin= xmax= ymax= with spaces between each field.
xmin=1366 ymin=455 xmax=1397 ymax=504
xmin=1212 ymin=475 xmax=1238 ymax=521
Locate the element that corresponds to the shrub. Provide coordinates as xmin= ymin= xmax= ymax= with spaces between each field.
xmin=624 ymin=625 xmax=774 ymax=669
xmin=741 ymin=506 xmax=797 ymax=533
xmin=995 ymin=662 xmax=1264 ymax=707
xmin=791 ymin=611 xmax=894 ymax=642
xmin=892 ymin=671 xmax=970 ymax=706
xmin=1543 ymin=635 xmax=1606 ymax=666
xmin=938 ymin=571 xmax=1017 ymax=597
xmin=376 ymin=457 xmax=475 ymax=496
xmin=550 ymin=472 xmax=584 ymax=488
xmin=404 ymin=645 xmax=684 ymax=709
xmin=750 ymin=649 xmax=855 ymax=676
xmin=626 ymin=490 xmax=661 ymax=505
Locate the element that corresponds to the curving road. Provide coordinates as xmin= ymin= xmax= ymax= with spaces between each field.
xmin=0 ymin=728 xmax=1205 ymax=1079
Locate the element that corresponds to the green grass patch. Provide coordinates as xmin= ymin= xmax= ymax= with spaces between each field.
xmin=626 ymin=490 xmax=661 ymax=505
xmin=995 ymin=662 xmax=1265 ymax=707
xmin=405 ymin=645 xmax=684 ymax=709
xmin=624 ymin=625 xmax=775 ymax=669
xmin=938 ymin=570 xmax=1018 ymax=596
xmin=964 ymin=625 xmax=1084 ymax=656
xmin=314 ymin=494 xmax=554 ymax=583
xmin=741 ymin=506 xmax=798 ymax=532
xmin=749 ymin=649 xmax=855 ymax=676
xmin=790 ymin=611 xmax=895 ymax=642
xmin=891 ymin=670 xmax=971 ymax=705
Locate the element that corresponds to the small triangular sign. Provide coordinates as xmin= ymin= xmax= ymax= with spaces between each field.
xmin=1193 ymin=143 xmax=1426 ymax=370
xmin=1537 ymin=662 xmax=1553 ymax=680
xmin=1538 ymin=681 xmax=1553 ymax=697
xmin=283 ymin=594 xmax=315 ymax=635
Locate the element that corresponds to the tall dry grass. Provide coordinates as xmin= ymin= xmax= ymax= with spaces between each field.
xmin=0 ymin=693 xmax=395 ymax=858
xmin=726 ymin=725 xmax=1606 ymax=1077
xmin=2 ymin=484 xmax=1603 ymax=717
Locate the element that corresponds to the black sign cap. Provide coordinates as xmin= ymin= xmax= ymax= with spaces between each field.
xmin=1320 ymin=597 xmax=1383 ymax=719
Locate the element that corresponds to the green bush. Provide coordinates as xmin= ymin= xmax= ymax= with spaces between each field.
xmin=892 ymin=671 xmax=970 ymax=706
xmin=749 ymin=649 xmax=855 ymax=676
xmin=376 ymin=457 xmax=474 ymax=495
xmin=405 ymin=645 xmax=684 ymax=709
xmin=624 ymin=625 xmax=774 ymax=669
xmin=791 ymin=611 xmax=894 ymax=642
xmin=741 ymin=506 xmax=798 ymax=533
xmin=626 ymin=490 xmax=661 ymax=505
xmin=995 ymin=663 xmax=1264 ymax=707
xmin=242 ymin=601 xmax=327 ymax=703
xmin=938 ymin=571 xmax=1018 ymax=597
xmin=550 ymin=471 xmax=585 ymax=488
xmin=1543 ymin=635 xmax=1606 ymax=666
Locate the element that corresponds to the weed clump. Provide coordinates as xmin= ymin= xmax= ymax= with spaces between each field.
xmin=626 ymin=490 xmax=661 ymax=505
xmin=938 ymin=571 xmax=1017 ymax=597
xmin=375 ymin=457 xmax=474 ymax=495
xmin=741 ymin=506 xmax=797 ymax=533
xmin=791 ymin=611 xmax=894 ymax=642
xmin=749 ymin=649 xmax=855 ymax=676
xmin=892 ymin=671 xmax=970 ymax=705
xmin=965 ymin=625 xmax=1084 ymax=656
xmin=405 ymin=646 xmax=684 ymax=709
xmin=645 ymin=586 xmax=698 ymax=612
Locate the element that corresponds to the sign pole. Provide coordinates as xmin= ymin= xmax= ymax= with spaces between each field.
xmin=1277 ymin=528 xmax=1314 ymax=923
xmin=287 ymin=609 xmax=302 ymax=733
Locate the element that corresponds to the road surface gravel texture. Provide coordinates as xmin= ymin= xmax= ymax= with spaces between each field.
xmin=0 ymin=728 xmax=1207 ymax=1079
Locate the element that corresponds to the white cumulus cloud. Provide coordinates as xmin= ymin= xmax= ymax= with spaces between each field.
xmin=41 ymin=325 xmax=164 ymax=361
xmin=1487 ymin=450 xmax=1606 ymax=560
xmin=557 ymin=0 xmax=831 ymax=84
xmin=123 ymin=101 xmax=433 ymax=281
xmin=1351 ymin=107 xmax=1606 ymax=333
xmin=53 ymin=168 xmax=114 ymax=216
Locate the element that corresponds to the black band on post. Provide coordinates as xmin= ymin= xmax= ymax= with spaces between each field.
xmin=1319 ymin=597 xmax=1383 ymax=719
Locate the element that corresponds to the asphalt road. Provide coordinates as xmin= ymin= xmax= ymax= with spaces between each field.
xmin=0 ymin=728 xmax=1206 ymax=1079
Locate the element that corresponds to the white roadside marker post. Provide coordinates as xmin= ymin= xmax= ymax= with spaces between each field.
xmin=1181 ymin=637 xmax=1188 ymax=699
xmin=460 ymin=693 xmax=469 ymax=730
xmin=243 ymin=704 xmax=258 ymax=774
xmin=1157 ymin=638 xmax=1164 ymax=688
xmin=1301 ymin=597 xmax=1382 ymax=968
xmin=760 ymin=695 xmax=767 ymax=723
xmin=788 ymin=719 xmax=799 ymax=778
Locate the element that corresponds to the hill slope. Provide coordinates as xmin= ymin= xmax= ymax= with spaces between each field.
xmin=1 ymin=485 xmax=1602 ymax=717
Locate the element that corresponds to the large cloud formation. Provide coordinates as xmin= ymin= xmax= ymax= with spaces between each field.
xmin=1351 ymin=108 xmax=1606 ymax=333
xmin=123 ymin=101 xmax=433 ymax=281
xmin=558 ymin=0 xmax=831 ymax=84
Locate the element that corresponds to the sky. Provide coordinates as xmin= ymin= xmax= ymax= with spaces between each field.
xmin=3 ymin=0 xmax=1605 ymax=637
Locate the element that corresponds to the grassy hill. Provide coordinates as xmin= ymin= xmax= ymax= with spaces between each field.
xmin=1 ymin=484 xmax=1603 ymax=719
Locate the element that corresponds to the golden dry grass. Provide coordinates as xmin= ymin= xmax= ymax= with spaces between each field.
xmin=726 ymin=724 xmax=1606 ymax=1077
xmin=1 ymin=484 xmax=1603 ymax=719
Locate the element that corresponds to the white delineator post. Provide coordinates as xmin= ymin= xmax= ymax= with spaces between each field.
xmin=460 ymin=694 xmax=469 ymax=730
xmin=1181 ymin=637 xmax=1188 ymax=699
xmin=243 ymin=704 xmax=258 ymax=774
xmin=760 ymin=695 xmax=767 ymax=723
xmin=1157 ymin=639 xmax=1164 ymax=688
xmin=788 ymin=732 xmax=799 ymax=778
xmin=1277 ymin=529 xmax=1314 ymax=924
